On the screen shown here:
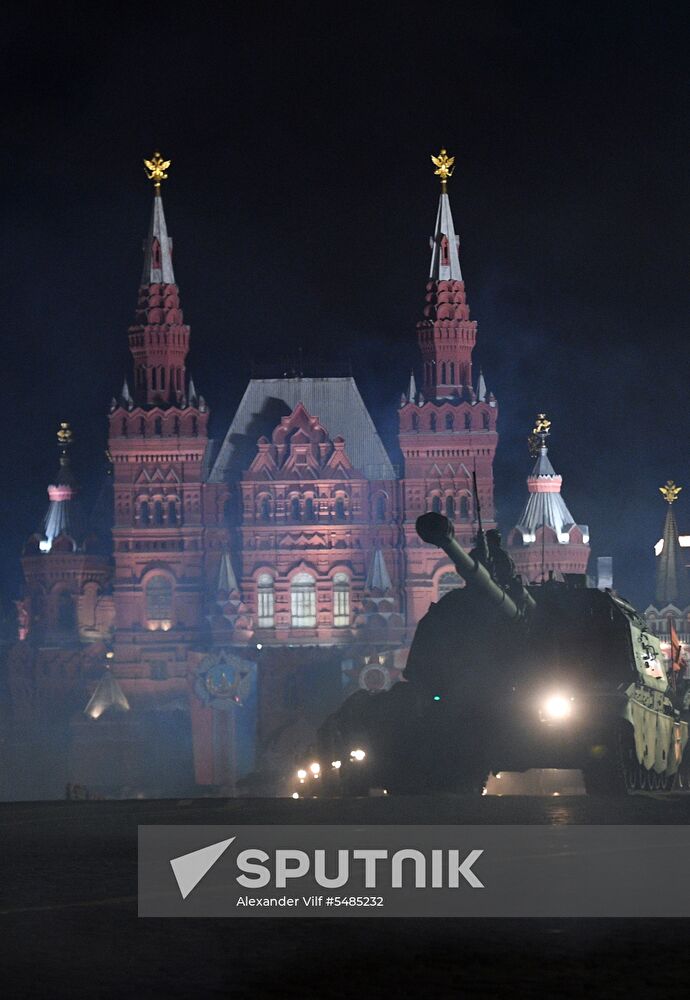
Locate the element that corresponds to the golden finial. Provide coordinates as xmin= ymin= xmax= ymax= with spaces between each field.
xmin=144 ymin=151 xmax=171 ymax=192
xmin=431 ymin=148 xmax=455 ymax=192
xmin=534 ymin=413 xmax=551 ymax=437
xmin=528 ymin=413 xmax=551 ymax=457
xmin=57 ymin=422 xmax=73 ymax=447
xmin=660 ymin=480 xmax=682 ymax=505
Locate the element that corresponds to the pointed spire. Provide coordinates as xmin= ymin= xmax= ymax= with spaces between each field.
xmin=365 ymin=548 xmax=393 ymax=593
xmin=141 ymin=191 xmax=175 ymax=284
xmin=41 ymin=423 xmax=83 ymax=552
xmin=217 ymin=550 xmax=239 ymax=595
xmin=656 ymin=482 xmax=685 ymax=606
xmin=188 ymin=376 xmax=198 ymax=406
xmin=84 ymin=662 xmax=131 ymax=720
xmin=429 ymin=149 xmax=462 ymax=281
xmin=514 ymin=416 xmax=588 ymax=545
xmin=121 ymin=378 xmax=133 ymax=406
xmin=408 ymin=370 xmax=417 ymax=402
xmin=477 ymin=369 xmax=487 ymax=402
xmin=142 ymin=152 xmax=175 ymax=283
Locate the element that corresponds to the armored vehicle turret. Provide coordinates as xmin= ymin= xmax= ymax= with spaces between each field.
xmin=312 ymin=513 xmax=689 ymax=796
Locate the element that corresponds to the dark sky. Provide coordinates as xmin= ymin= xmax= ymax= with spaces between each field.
xmin=1 ymin=1 xmax=688 ymax=609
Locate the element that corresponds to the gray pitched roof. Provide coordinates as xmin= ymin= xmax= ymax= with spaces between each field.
xmin=208 ymin=377 xmax=396 ymax=483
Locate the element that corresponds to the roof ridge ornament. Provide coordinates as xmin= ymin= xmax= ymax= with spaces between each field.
xmin=144 ymin=151 xmax=171 ymax=193
xmin=431 ymin=148 xmax=455 ymax=193
xmin=660 ymin=480 xmax=682 ymax=505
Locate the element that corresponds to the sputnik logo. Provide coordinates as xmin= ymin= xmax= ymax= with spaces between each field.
xmin=170 ymin=837 xmax=235 ymax=899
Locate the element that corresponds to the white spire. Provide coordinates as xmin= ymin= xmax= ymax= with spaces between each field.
xmin=365 ymin=548 xmax=393 ymax=593
xmin=121 ymin=378 xmax=133 ymax=405
xmin=142 ymin=192 xmax=175 ymax=285
xmin=188 ymin=377 xmax=198 ymax=406
xmin=217 ymin=550 xmax=239 ymax=594
xmin=408 ymin=370 xmax=417 ymax=402
xmin=429 ymin=192 xmax=463 ymax=281
xmin=84 ymin=668 xmax=131 ymax=720
xmin=477 ymin=369 xmax=486 ymax=402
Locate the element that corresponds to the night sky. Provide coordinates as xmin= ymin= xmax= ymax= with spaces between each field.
xmin=1 ymin=2 xmax=688 ymax=610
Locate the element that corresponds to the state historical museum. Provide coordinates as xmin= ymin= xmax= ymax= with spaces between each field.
xmin=6 ymin=151 xmax=589 ymax=797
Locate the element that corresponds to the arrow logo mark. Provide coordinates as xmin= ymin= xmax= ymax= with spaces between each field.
xmin=170 ymin=837 xmax=235 ymax=899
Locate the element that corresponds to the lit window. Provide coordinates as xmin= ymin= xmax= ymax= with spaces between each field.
xmin=291 ymin=572 xmax=316 ymax=628
xmin=257 ymin=573 xmax=275 ymax=628
xmin=333 ymin=573 xmax=350 ymax=628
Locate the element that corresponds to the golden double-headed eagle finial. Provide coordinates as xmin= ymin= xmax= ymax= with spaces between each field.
xmin=431 ymin=148 xmax=455 ymax=191
xmin=57 ymin=422 xmax=73 ymax=447
xmin=528 ymin=414 xmax=551 ymax=457
xmin=660 ymin=480 xmax=682 ymax=505
xmin=144 ymin=151 xmax=171 ymax=191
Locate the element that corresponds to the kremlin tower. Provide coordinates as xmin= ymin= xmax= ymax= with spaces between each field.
xmin=507 ymin=415 xmax=590 ymax=583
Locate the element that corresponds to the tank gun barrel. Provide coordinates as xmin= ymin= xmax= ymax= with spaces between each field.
xmin=416 ymin=512 xmax=535 ymax=619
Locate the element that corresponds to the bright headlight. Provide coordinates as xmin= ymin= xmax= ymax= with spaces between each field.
xmin=542 ymin=694 xmax=573 ymax=720
xmin=309 ymin=762 xmax=321 ymax=775
xmin=350 ymin=748 xmax=366 ymax=762
xmin=297 ymin=768 xmax=307 ymax=779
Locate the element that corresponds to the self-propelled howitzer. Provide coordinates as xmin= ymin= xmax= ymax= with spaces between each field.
xmin=314 ymin=513 xmax=689 ymax=796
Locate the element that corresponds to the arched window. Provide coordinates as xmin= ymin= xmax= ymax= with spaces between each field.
xmin=450 ymin=362 xmax=455 ymax=384
xmin=440 ymin=235 xmax=449 ymax=266
xmin=335 ymin=497 xmax=346 ymax=521
xmin=151 ymin=368 xmax=157 ymax=391
xmin=305 ymin=497 xmax=315 ymax=522
xmin=333 ymin=573 xmax=350 ymax=628
xmin=121 ymin=418 xmax=127 ymax=436
xmin=290 ymin=497 xmax=301 ymax=521
xmin=146 ymin=575 xmax=173 ymax=624
xmin=257 ymin=573 xmax=275 ymax=628
xmin=441 ymin=362 xmax=447 ymax=385
xmin=154 ymin=417 xmax=163 ymax=436
xmin=160 ymin=368 xmax=166 ymax=390
xmin=431 ymin=496 xmax=441 ymax=514
xmin=459 ymin=495 xmax=470 ymax=519
xmin=168 ymin=500 xmax=178 ymax=526
xmin=260 ymin=497 xmax=271 ymax=522
xmin=374 ymin=494 xmax=386 ymax=522
xmin=174 ymin=416 xmax=180 ymax=435
xmin=482 ymin=412 xmax=490 ymax=430
xmin=191 ymin=417 xmax=198 ymax=436
xmin=465 ymin=413 xmax=472 ymax=430
xmin=139 ymin=417 xmax=146 ymax=436
xmin=438 ymin=572 xmax=464 ymax=600
xmin=140 ymin=500 xmax=150 ymax=527
xmin=412 ymin=413 xmax=419 ymax=431
xmin=430 ymin=413 xmax=437 ymax=432
xmin=291 ymin=572 xmax=316 ymax=628
xmin=445 ymin=412 xmax=454 ymax=431
xmin=445 ymin=496 xmax=455 ymax=519
xmin=154 ymin=500 xmax=164 ymax=526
